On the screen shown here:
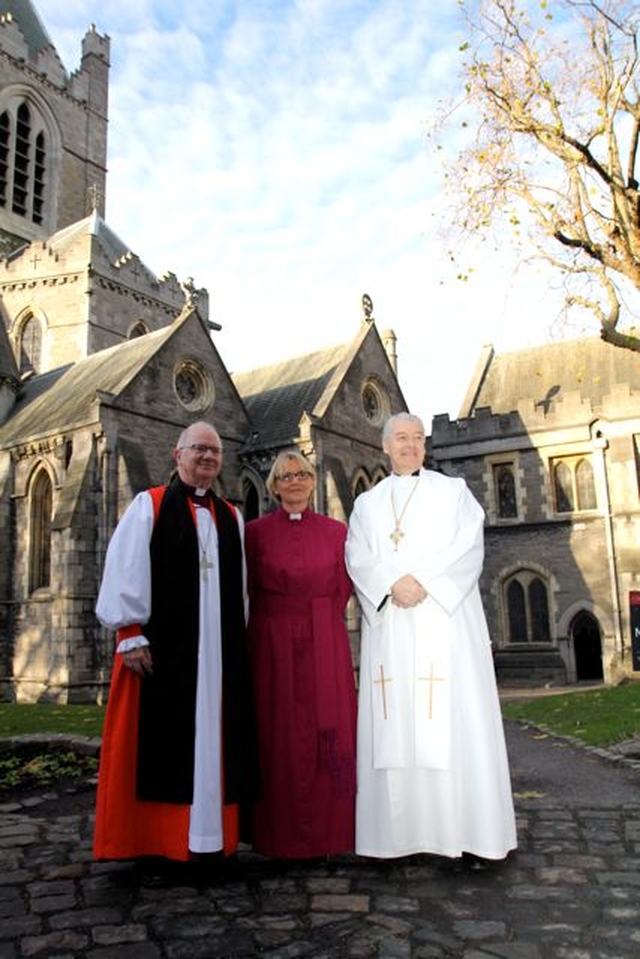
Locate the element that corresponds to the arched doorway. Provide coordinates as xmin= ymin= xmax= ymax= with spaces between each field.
xmin=571 ymin=611 xmax=603 ymax=681
xmin=243 ymin=478 xmax=260 ymax=522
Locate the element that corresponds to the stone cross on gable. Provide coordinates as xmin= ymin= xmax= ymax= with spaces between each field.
xmin=182 ymin=276 xmax=200 ymax=308
xmin=87 ymin=182 xmax=103 ymax=214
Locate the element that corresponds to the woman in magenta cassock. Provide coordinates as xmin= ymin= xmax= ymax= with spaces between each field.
xmin=245 ymin=450 xmax=356 ymax=858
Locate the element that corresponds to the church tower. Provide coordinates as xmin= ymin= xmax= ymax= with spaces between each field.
xmin=0 ymin=3 xmax=193 ymax=380
xmin=0 ymin=0 xmax=109 ymax=253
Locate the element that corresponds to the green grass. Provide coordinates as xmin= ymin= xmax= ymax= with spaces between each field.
xmin=0 ymin=703 xmax=105 ymax=739
xmin=0 ymin=704 xmax=105 ymax=794
xmin=501 ymin=681 xmax=640 ymax=747
xmin=1 ymin=684 xmax=639 ymax=751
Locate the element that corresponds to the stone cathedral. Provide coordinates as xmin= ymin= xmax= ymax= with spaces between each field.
xmin=0 ymin=1 xmax=637 ymax=704
xmin=0 ymin=1 xmax=407 ymax=702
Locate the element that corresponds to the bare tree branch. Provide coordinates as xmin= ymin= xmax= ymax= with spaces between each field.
xmin=443 ymin=0 xmax=640 ymax=352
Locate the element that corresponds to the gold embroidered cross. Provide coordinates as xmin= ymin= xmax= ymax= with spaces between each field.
xmin=374 ymin=664 xmax=393 ymax=720
xmin=418 ymin=663 xmax=446 ymax=720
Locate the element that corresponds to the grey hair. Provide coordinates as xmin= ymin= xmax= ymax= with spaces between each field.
xmin=176 ymin=421 xmax=222 ymax=450
xmin=266 ymin=449 xmax=316 ymax=502
xmin=382 ymin=413 xmax=425 ymax=443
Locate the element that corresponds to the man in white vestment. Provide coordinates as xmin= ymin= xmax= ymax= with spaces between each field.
xmin=345 ymin=412 xmax=517 ymax=861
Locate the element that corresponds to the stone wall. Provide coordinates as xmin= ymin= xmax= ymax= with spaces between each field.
xmin=430 ymin=378 xmax=640 ymax=685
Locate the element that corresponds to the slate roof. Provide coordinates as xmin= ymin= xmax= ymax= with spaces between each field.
xmin=45 ymin=210 xmax=148 ymax=272
xmin=233 ymin=341 xmax=353 ymax=448
xmin=2 ymin=0 xmax=53 ymax=56
xmin=0 ymin=324 xmax=176 ymax=446
xmin=463 ymin=336 xmax=640 ymax=417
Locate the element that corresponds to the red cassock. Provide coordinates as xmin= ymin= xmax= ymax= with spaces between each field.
xmin=94 ymin=645 xmax=239 ymax=862
xmin=95 ymin=650 xmax=192 ymax=861
xmin=245 ymin=508 xmax=357 ymax=858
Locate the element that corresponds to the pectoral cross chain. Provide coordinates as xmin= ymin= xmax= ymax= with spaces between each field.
xmin=389 ymin=478 xmax=420 ymax=551
xmin=390 ymin=526 xmax=404 ymax=549
xmin=200 ymin=553 xmax=214 ymax=578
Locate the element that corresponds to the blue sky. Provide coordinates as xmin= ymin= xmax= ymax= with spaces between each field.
xmin=34 ymin=0 xmax=571 ymax=421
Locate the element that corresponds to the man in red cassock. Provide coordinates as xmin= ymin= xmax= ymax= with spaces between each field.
xmin=93 ymin=421 xmax=259 ymax=877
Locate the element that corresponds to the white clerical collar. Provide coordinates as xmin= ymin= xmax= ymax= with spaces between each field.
xmin=288 ymin=512 xmax=302 ymax=521
xmin=392 ymin=470 xmax=421 ymax=483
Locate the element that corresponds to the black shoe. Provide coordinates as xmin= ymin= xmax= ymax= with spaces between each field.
xmin=188 ymin=852 xmax=242 ymax=886
xmin=461 ymin=853 xmax=492 ymax=871
xmin=133 ymin=856 xmax=185 ymax=888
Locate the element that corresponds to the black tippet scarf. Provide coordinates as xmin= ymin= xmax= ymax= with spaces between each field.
xmin=136 ymin=477 xmax=259 ymax=805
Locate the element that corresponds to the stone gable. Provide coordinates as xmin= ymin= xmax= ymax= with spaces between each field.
xmin=432 ymin=338 xmax=640 ymax=687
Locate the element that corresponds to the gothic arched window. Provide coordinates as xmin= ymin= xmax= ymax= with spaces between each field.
xmin=494 ymin=463 xmax=518 ymax=518
xmin=19 ymin=313 xmax=42 ymax=374
xmin=507 ymin=580 xmax=527 ymax=642
xmin=12 ymin=102 xmax=31 ymax=216
xmin=29 ymin=468 xmax=52 ymax=592
xmin=354 ymin=476 xmax=367 ymax=498
xmin=554 ymin=461 xmax=574 ymax=512
xmin=128 ymin=321 xmax=149 ymax=339
xmin=243 ymin=478 xmax=260 ymax=523
xmin=0 ymin=99 xmax=49 ymax=225
xmin=529 ymin=577 xmax=550 ymax=641
xmin=505 ymin=571 xmax=551 ymax=643
xmin=575 ymin=458 xmax=596 ymax=510
xmin=552 ymin=456 xmax=597 ymax=513
xmin=0 ymin=110 xmax=9 ymax=206
xmin=33 ymin=130 xmax=46 ymax=224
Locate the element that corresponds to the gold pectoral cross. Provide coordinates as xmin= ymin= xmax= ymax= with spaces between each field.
xmin=418 ymin=663 xmax=446 ymax=720
xmin=374 ymin=664 xmax=393 ymax=720
xmin=390 ymin=526 xmax=404 ymax=550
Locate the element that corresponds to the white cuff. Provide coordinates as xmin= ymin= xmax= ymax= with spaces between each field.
xmin=116 ymin=636 xmax=150 ymax=653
